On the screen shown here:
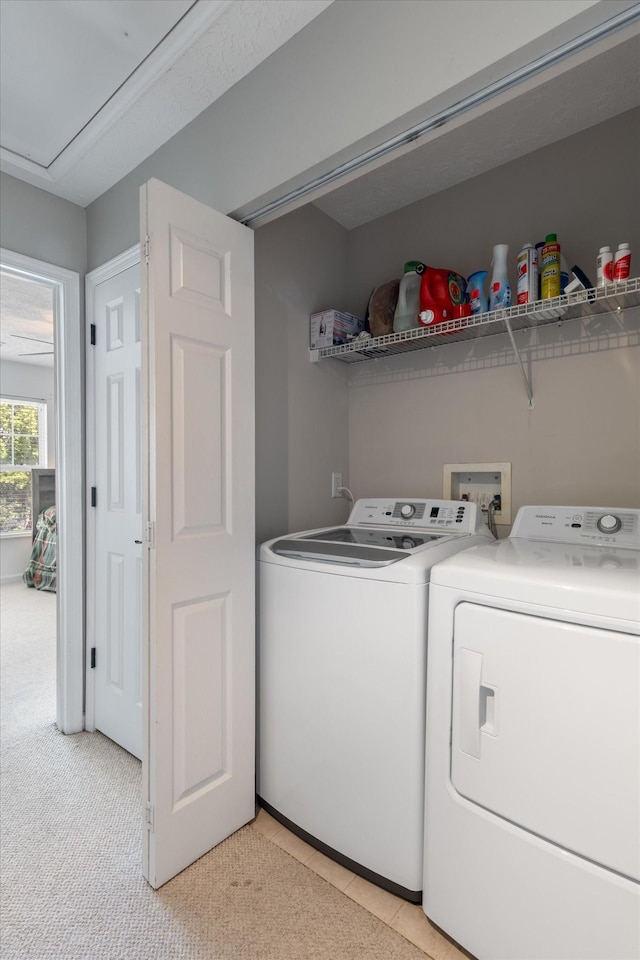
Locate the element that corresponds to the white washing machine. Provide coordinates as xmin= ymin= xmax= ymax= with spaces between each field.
xmin=423 ymin=505 xmax=640 ymax=959
xmin=257 ymin=497 xmax=493 ymax=902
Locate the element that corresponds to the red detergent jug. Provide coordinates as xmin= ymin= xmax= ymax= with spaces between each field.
xmin=418 ymin=266 xmax=471 ymax=328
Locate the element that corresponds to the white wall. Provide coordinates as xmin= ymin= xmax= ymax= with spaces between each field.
xmin=0 ymin=360 xmax=55 ymax=580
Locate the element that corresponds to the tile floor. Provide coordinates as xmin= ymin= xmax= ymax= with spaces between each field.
xmin=251 ymin=808 xmax=473 ymax=960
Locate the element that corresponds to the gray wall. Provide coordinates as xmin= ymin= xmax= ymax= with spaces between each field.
xmin=343 ymin=110 xmax=640 ymax=528
xmin=81 ymin=2 xmax=626 ymax=543
xmin=225 ymin=109 xmax=640 ymax=544
xmin=84 ymin=0 xmax=614 ymax=270
xmin=0 ymin=173 xmax=86 ymax=276
xmin=345 ymin=110 xmax=640 ymax=315
xmin=254 ymin=204 xmax=350 ymax=543
xmin=0 ymin=174 xmax=86 ymax=572
xmin=7 ymin=0 xmax=627 ymax=545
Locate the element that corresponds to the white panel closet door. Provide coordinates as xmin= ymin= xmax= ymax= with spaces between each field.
xmin=92 ymin=261 xmax=143 ymax=759
xmin=140 ymin=179 xmax=255 ymax=888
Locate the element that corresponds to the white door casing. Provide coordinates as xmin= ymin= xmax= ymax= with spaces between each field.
xmin=85 ymin=248 xmax=143 ymax=758
xmin=1 ymin=248 xmax=83 ymax=735
xmin=140 ymin=179 xmax=256 ymax=888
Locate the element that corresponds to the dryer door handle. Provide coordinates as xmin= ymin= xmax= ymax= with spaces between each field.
xmin=456 ymin=648 xmax=497 ymax=760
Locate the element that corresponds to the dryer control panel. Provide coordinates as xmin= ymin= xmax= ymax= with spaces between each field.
xmin=511 ymin=505 xmax=640 ymax=547
xmin=348 ymin=498 xmax=488 ymax=534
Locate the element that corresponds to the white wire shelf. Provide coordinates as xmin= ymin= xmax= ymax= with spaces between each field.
xmin=309 ymin=276 xmax=640 ymax=365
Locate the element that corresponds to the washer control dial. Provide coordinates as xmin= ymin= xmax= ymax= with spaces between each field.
xmin=400 ymin=503 xmax=415 ymax=519
xmin=597 ymin=514 xmax=622 ymax=534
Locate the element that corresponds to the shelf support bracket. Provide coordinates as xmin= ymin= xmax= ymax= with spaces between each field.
xmin=503 ymin=316 xmax=534 ymax=408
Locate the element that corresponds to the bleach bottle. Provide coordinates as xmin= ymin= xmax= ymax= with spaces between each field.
xmin=489 ymin=244 xmax=511 ymax=310
xmin=393 ymin=261 xmax=423 ymax=332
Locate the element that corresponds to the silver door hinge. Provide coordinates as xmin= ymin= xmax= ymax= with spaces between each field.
xmin=145 ymin=521 xmax=156 ymax=549
xmin=143 ymin=235 xmax=150 ymax=265
xmin=144 ymin=802 xmax=154 ymax=831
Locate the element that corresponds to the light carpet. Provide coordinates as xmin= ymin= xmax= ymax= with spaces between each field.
xmin=0 ymin=581 xmax=426 ymax=960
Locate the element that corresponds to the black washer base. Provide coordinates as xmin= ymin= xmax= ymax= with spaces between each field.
xmin=256 ymin=795 xmax=423 ymax=905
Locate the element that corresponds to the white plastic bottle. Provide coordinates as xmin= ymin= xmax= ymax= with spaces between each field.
xmin=516 ymin=243 xmax=537 ymax=305
xmin=489 ymin=244 xmax=511 ymax=310
xmin=393 ymin=261 xmax=422 ymax=332
xmin=596 ymin=246 xmax=613 ymax=286
xmin=613 ymin=243 xmax=631 ymax=281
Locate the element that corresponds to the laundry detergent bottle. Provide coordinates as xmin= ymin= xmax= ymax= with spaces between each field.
xmin=489 ymin=244 xmax=511 ymax=311
xmin=393 ymin=261 xmax=423 ymax=332
xmin=467 ymin=270 xmax=488 ymax=314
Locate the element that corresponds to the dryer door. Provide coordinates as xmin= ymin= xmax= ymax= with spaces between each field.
xmin=451 ymin=602 xmax=640 ymax=881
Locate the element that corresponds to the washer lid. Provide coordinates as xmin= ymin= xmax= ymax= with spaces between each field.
xmin=301 ymin=526 xmax=443 ymax=549
xmin=271 ymin=538 xmax=410 ymax=567
xmin=271 ymin=524 xmax=448 ymax=567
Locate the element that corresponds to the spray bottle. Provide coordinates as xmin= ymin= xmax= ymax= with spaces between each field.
xmin=489 ymin=245 xmax=511 ymax=311
xmin=541 ymin=234 xmax=561 ymax=299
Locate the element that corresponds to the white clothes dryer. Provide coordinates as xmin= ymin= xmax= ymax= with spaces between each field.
xmin=257 ymin=498 xmax=493 ymax=902
xmin=423 ymin=505 xmax=640 ymax=960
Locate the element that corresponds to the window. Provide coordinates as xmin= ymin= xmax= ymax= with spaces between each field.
xmin=0 ymin=397 xmax=47 ymax=534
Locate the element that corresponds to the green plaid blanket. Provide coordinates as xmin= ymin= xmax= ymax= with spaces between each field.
xmin=23 ymin=505 xmax=57 ymax=593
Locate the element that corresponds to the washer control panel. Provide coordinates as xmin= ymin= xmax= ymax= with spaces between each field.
xmin=348 ymin=498 xmax=485 ymax=534
xmin=511 ymin=506 xmax=640 ymax=547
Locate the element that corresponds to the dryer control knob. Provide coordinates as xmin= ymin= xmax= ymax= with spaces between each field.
xmin=597 ymin=514 xmax=622 ymax=534
xmin=400 ymin=503 xmax=415 ymax=519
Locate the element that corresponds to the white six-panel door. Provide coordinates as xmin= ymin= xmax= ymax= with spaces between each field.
xmin=87 ymin=252 xmax=143 ymax=760
xmin=140 ymin=179 xmax=255 ymax=888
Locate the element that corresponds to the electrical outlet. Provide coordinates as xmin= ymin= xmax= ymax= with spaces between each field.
xmin=331 ymin=472 xmax=343 ymax=498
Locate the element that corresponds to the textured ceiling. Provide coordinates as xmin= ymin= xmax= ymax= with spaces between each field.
xmin=0 ymin=0 xmax=333 ymax=207
xmin=0 ymin=271 xmax=55 ymax=368
xmin=1 ymin=0 xmax=195 ymax=167
xmin=312 ymin=29 xmax=640 ymax=230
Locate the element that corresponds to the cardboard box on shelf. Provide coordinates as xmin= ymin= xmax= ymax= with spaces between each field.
xmin=310 ymin=309 xmax=363 ymax=349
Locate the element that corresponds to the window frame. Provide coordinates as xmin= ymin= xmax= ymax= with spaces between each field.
xmin=0 ymin=394 xmax=49 ymax=537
